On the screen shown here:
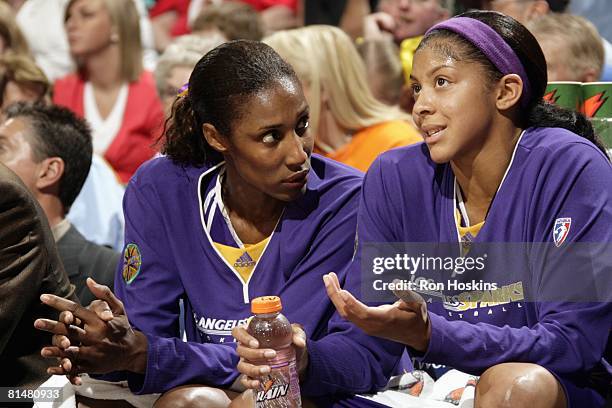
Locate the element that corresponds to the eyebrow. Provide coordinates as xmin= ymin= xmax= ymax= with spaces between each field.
xmin=410 ymin=64 xmax=455 ymax=81
xmin=256 ymin=106 xmax=310 ymax=131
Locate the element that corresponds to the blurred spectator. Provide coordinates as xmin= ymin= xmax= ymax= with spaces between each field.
xmin=0 ymin=1 xmax=29 ymax=55
xmin=191 ymin=1 xmax=264 ymax=41
xmin=0 ymin=161 xmax=76 ymax=387
xmin=334 ymin=0 xmax=376 ymax=39
xmin=9 ymin=0 xmax=157 ymax=82
xmin=0 ymin=103 xmax=119 ymax=306
xmin=13 ymin=0 xmax=73 ymax=82
xmin=363 ymin=0 xmax=453 ymax=87
xmin=527 ymin=13 xmax=604 ymax=82
xmin=265 ymin=25 xmax=421 ymax=172
xmin=569 ymin=0 xmax=612 ymax=80
xmin=0 ymin=52 xmax=50 ymax=114
xmin=155 ymin=34 xmax=224 ymax=115
xmin=189 ymin=0 xmax=298 ymax=35
xmin=364 ymin=0 xmax=453 ymax=44
xmin=481 ymin=0 xmax=568 ymax=22
xmin=480 ymin=0 xmax=612 ymax=81
xmin=356 ymin=38 xmax=404 ymax=106
xmin=302 ymin=0 xmax=377 ymax=37
xmin=150 ymin=0 xmax=190 ymax=52
xmin=67 ymin=153 xmax=126 ymax=251
xmin=0 ymin=50 xmax=124 ymax=252
xmin=54 ymin=0 xmax=165 ymax=184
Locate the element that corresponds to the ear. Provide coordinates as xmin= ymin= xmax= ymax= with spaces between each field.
xmin=495 ymin=74 xmax=523 ymax=111
xmin=35 ymin=157 xmax=64 ymax=190
xmin=202 ymin=123 xmax=229 ymax=155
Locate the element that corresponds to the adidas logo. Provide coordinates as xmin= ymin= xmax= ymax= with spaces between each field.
xmin=234 ymin=252 xmax=256 ymax=268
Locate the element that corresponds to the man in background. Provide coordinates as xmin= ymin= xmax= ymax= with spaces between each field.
xmin=0 ymin=103 xmax=119 ymax=305
xmin=480 ymin=0 xmax=612 ymax=80
xmin=364 ymin=0 xmax=453 ymax=44
xmin=527 ymin=13 xmax=604 ymax=83
xmin=481 ymin=0 xmax=568 ymax=23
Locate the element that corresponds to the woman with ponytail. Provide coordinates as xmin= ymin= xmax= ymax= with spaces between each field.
xmin=234 ymin=10 xmax=612 ymax=408
xmin=35 ymin=40 xmax=405 ymax=407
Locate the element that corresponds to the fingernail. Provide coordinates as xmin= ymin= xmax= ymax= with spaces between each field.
xmin=61 ymin=339 xmax=70 ymax=348
xmin=264 ymin=350 xmax=276 ymax=359
xmin=322 ymin=275 xmax=329 ymax=285
xmin=41 ymin=349 xmax=51 ymax=357
xmin=102 ymin=310 xmax=113 ymax=319
xmin=259 ymin=366 xmax=270 ymax=374
xmin=40 ymin=294 xmax=49 ymax=302
xmin=249 ymin=340 xmax=259 ymax=348
xmin=34 ymin=320 xmax=43 ymax=329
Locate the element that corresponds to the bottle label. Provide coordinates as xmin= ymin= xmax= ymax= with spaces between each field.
xmin=254 ymin=348 xmax=301 ymax=407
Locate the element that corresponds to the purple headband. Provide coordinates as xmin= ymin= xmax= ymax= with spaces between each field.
xmin=425 ymin=17 xmax=531 ymax=107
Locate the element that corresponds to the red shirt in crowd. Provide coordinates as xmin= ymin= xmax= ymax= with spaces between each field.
xmin=240 ymin=0 xmax=297 ymax=12
xmin=53 ymin=71 xmax=165 ymax=184
xmin=149 ymin=0 xmax=191 ymax=37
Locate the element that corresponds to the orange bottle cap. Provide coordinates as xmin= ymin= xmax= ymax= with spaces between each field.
xmin=251 ymin=296 xmax=282 ymax=314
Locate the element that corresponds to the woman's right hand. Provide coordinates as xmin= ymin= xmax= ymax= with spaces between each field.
xmin=233 ymin=324 xmax=308 ymax=389
xmin=34 ymin=278 xmax=148 ymax=382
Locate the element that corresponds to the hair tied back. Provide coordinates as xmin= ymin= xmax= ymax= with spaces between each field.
xmin=178 ymin=83 xmax=189 ymax=98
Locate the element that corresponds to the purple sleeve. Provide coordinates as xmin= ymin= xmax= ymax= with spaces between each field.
xmin=116 ymin=180 xmax=240 ymax=394
xmin=424 ymin=302 xmax=610 ymax=376
xmin=422 ymin=145 xmax=612 ymax=376
xmin=300 ymin=159 xmax=406 ymax=396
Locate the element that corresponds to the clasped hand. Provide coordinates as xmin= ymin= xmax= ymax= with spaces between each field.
xmin=34 ymin=278 xmax=146 ymax=384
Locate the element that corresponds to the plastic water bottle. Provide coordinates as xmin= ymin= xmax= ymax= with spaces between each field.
xmin=248 ymin=296 xmax=301 ymax=407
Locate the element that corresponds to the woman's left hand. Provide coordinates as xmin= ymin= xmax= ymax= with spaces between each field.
xmin=233 ymin=323 xmax=308 ymax=390
xmin=323 ymin=272 xmax=431 ymax=352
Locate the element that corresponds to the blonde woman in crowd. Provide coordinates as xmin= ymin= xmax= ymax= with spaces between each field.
xmin=54 ymin=0 xmax=164 ymax=183
xmin=356 ymin=37 xmax=404 ymax=107
xmin=265 ymin=25 xmax=421 ymax=172
xmin=0 ymin=2 xmax=29 ymax=55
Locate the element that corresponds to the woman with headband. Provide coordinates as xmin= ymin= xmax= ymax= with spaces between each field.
xmin=34 ymin=40 xmax=403 ymax=407
xmin=235 ymin=11 xmax=611 ymax=408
